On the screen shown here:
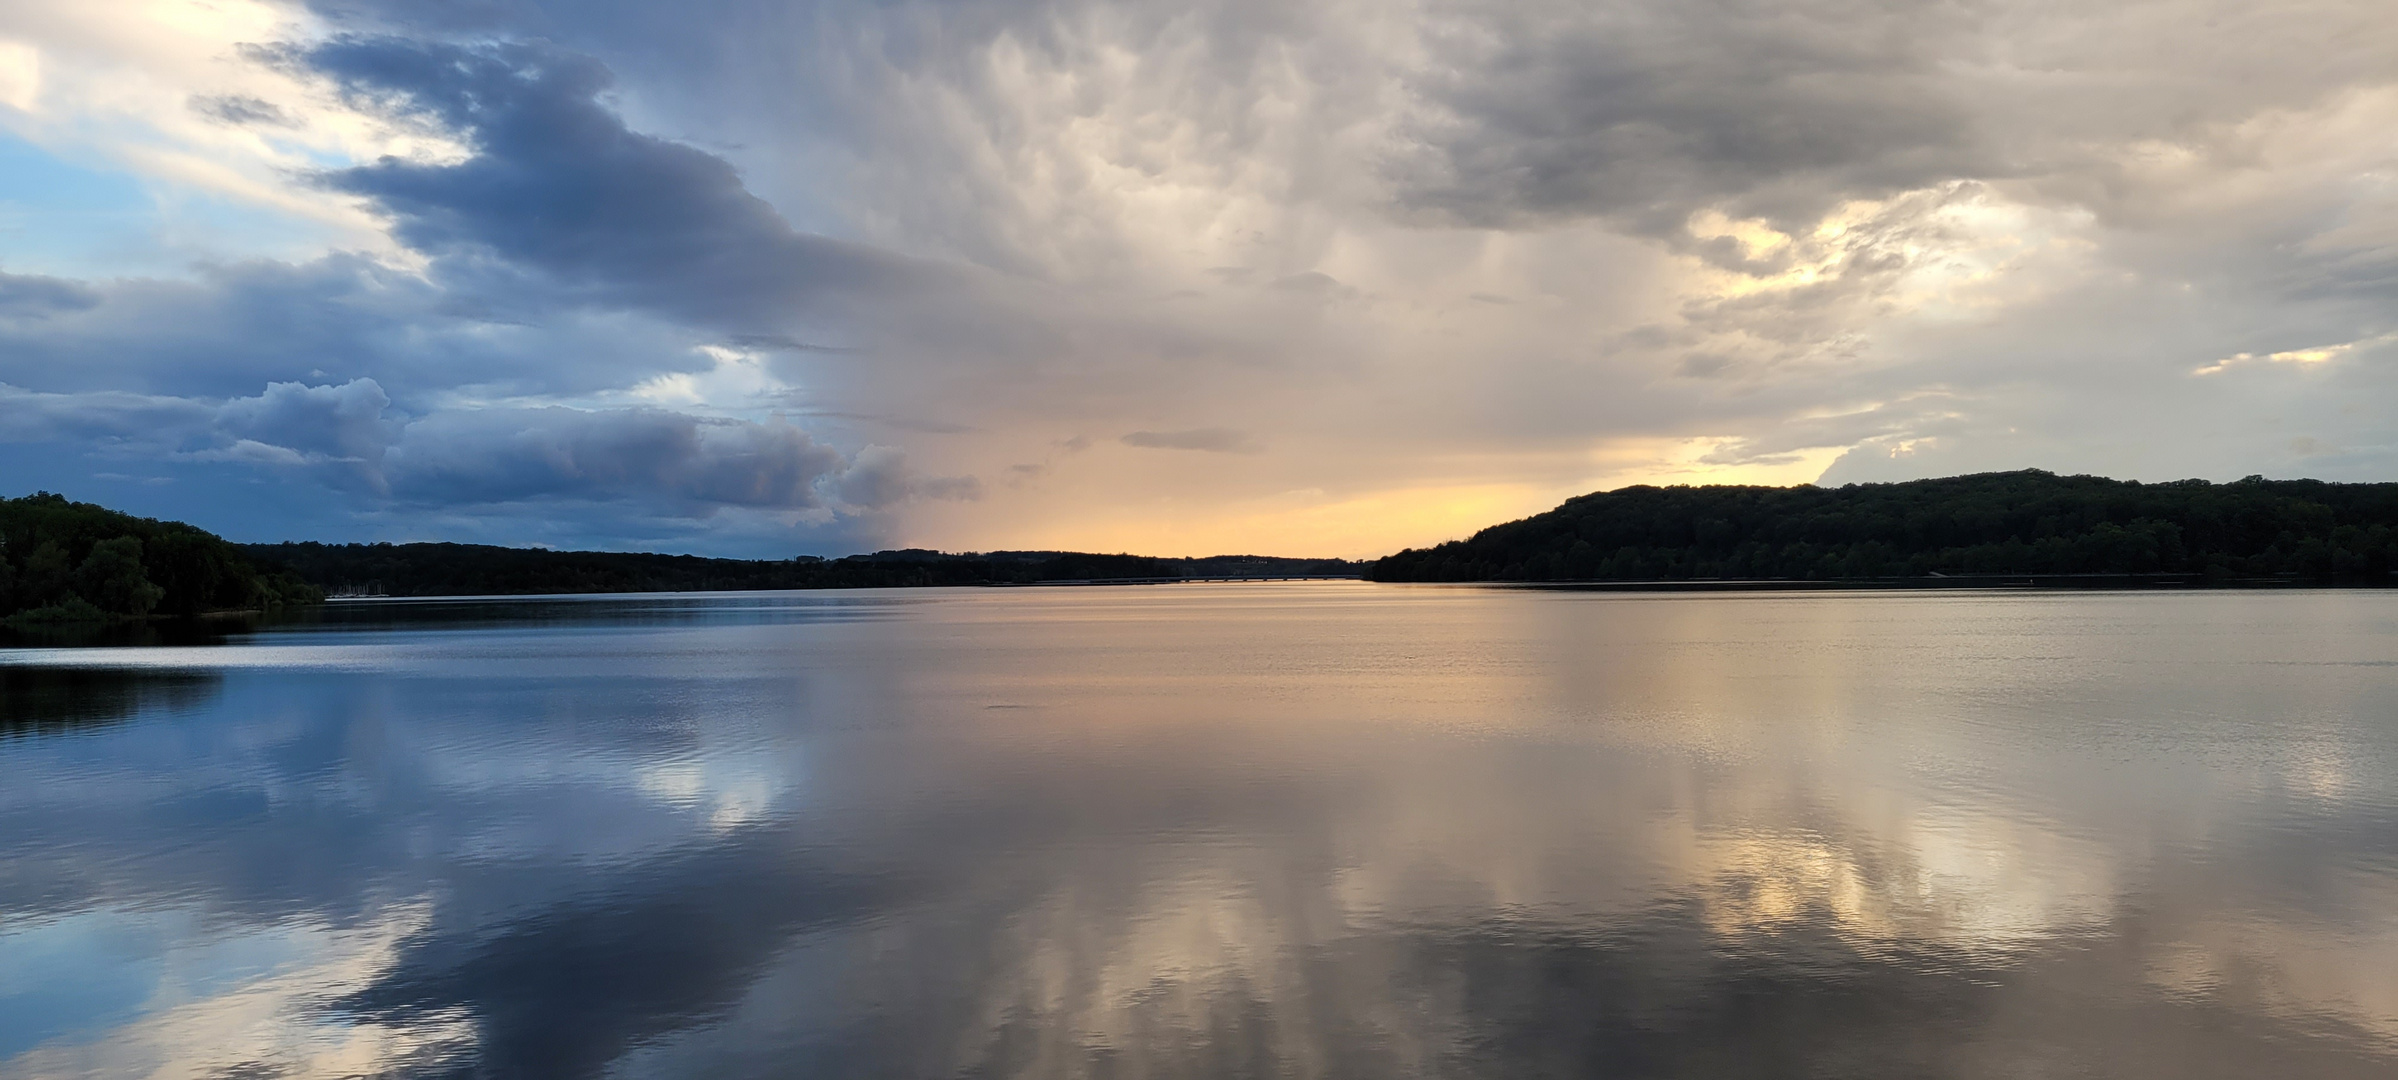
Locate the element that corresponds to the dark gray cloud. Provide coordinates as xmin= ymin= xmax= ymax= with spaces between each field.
xmin=1 ymin=372 xmax=972 ymax=531
xmin=0 ymin=272 xmax=102 ymax=319
xmin=187 ymin=93 xmax=297 ymax=127
xmin=0 ymin=385 xmax=211 ymax=446
xmin=296 ymin=36 xmax=915 ymax=333
xmin=1394 ymin=0 xmax=1989 ymax=235
xmin=1393 ymin=0 xmax=2398 ymax=251
xmin=0 ymin=253 xmax=730 ymax=406
xmin=383 ymin=406 xmax=849 ymax=510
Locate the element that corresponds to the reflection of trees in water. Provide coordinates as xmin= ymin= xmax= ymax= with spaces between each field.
xmin=0 ymin=666 xmax=221 ymax=734
xmin=0 ymin=616 xmax=257 ymax=650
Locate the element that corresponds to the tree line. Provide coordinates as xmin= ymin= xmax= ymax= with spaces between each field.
xmin=1 ymin=493 xmax=322 ymax=624
xmin=241 ymin=542 xmax=1362 ymax=597
xmin=1368 ymin=471 xmax=2398 ymax=583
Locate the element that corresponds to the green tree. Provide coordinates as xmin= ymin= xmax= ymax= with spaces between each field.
xmin=20 ymin=540 xmax=73 ymax=607
xmin=2 ymin=492 xmax=323 ymax=620
xmin=76 ymin=536 xmax=166 ymax=616
xmin=1368 ymin=471 xmax=2398 ymax=583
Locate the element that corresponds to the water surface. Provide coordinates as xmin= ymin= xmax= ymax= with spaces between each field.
xmin=3 ymin=584 xmax=2396 ymax=1077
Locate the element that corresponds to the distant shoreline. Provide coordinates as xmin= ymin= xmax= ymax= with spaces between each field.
xmin=300 ymin=572 xmax=2386 ymax=606
xmin=312 ymin=574 xmax=1370 ymax=601
xmin=243 ymin=541 xmax=1367 ymax=600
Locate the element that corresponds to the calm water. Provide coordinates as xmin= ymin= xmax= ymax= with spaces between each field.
xmin=3 ymin=584 xmax=2397 ymax=1078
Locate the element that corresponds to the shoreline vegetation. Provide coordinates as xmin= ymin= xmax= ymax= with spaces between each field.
xmin=237 ymin=544 xmax=1363 ymax=599
xmin=1369 ymin=471 xmax=2398 ymax=585
xmin=1 ymin=493 xmax=321 ymax=629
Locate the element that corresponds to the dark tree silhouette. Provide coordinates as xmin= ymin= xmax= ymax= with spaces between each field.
xmin=240 ymin=543 xmax=1362 ymax=598
xmin=1369 ymin=471 xmax=2398 ymax=583
xmin=1 ymin=493 xmax=321 ymax=623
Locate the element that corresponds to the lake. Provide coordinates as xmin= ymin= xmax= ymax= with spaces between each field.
xmin=3 ymin=584 xmax=2396 ymax=1078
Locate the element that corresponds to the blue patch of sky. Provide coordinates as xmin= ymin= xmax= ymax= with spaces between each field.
xmin=0 ymin=133 xmax=350 ymax=280
xmin=0 ymin=133 xmax=159 ymax=277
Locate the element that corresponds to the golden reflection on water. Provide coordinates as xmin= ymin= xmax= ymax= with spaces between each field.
xmin=3 ymin=585 xmax=2397 ymax=1077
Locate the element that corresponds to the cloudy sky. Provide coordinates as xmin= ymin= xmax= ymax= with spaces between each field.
xmin=0 ymin=0 xmax=2392 ymax=557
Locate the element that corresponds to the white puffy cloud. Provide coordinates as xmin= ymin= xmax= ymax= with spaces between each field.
xmin=213 ymin=377 xmax=393 ymax=471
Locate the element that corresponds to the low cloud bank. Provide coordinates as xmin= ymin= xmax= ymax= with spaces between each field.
xmin=1 ymin=378 xmax=976 ymax=519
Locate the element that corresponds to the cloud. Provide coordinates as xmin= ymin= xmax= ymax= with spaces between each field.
xmin=831 ymin=445 xmax=983 ymax=508
xmin=191 ymin=438 xmax=317 ymax=467
xmin=215 ymin=378 xmax=394 ymax=465
xmin=378 ymin=407 xmax=841 ymax=511
xmin=0 ymin=384 xmax=212 ymax=445
xmin=0 ymin=272 xmax=101 ymax=318
xmin=1266 ymin=271 xmax=1351 ymax=299
xmin=374 ymin=404 xmax=977 ymax=514
xmin=295 ymin=36 xmax=917 ymax=333
xmin=187 ymin=93 xmax=296 ymax=127
xmin=0 ymin=252 xmax=736 ymax=406
xmin=2190 ymin=332 xmax=2398 ymax=376
xmin=1391 ymin=1 xmax=2398 ymax=239
xmin=1120 ymin=428 xmax=1260 ymax=454
xmin=3 ymin=371 xmax=972 ymax=534
xmin=1393 ymin=0 xmax=1990 ymax=236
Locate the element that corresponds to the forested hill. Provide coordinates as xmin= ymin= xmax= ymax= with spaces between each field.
xmin=242 ymin=542 xmax=1361 ymax=597
xmin=1368 ymin=471 xmax=2398 ymax=583
xmin=1 ymin=493 xmax=321 ymax=623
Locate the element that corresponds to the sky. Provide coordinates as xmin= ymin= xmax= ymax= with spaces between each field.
xmin=0 ymin=0 xmax=2392 ymax=558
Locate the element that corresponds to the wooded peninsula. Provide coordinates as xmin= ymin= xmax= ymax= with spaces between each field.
xmin=1368 ymin=471 xmax=2398 ymax=583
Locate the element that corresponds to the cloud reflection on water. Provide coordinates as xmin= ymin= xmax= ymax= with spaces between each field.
xmin=1 ymin=587 xmax=2395 ymax=1077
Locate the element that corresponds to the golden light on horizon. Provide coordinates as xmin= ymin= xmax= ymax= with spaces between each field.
xmin=915 ymin=437 xmax=1850 ymax=559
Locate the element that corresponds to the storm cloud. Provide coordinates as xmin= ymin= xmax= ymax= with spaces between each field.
xmin=300 ymin=36 xmax=918 ymax=333
xmin=383 ymin=406 xmax=848 ymax=510
xmin=1394 ymin=0 xmax=1992 ymax=234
